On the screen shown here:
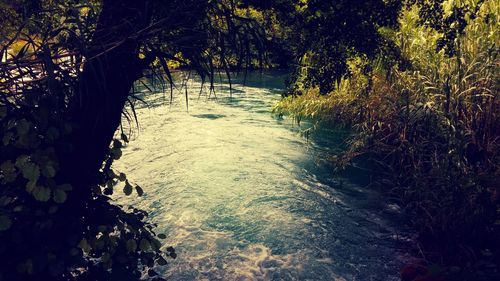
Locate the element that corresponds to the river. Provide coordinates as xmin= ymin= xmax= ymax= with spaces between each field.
xmin=114 ymin=71 xmax=413 ymax=281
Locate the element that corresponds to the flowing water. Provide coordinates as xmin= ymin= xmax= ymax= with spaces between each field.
xmin=115 ymin=71 xmax=413 ymax=281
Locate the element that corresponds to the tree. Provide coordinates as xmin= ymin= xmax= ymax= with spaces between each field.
xmin=0 ymin=0 xmax=264 ymax=280
xmin=245 ymin=0 xmax=403 ymax=94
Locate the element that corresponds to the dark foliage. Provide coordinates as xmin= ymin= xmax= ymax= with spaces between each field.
xmin=247 ymin=0 xmax=403 ymax=94
xmin=0 ymin=0 xmax=266 ymax=280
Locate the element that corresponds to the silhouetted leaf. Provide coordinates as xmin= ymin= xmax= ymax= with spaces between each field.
xmin=78 ymin=239 xmax=91 ymax=253
xmin=1 ymin=161 xmax=17 ymax=183
xmin=135 ymin=185 xmax=144 ymax=196
xmin=123 ymin=181 xmax=133 ymax=196
xmin=148 ymin=269 xmax=158 ymax=277
xmin=156 ymin=256 xmax=168 ymax=266
xmin=53 ymin=189 xmax=67 ymax=204
xmin=33 ymin=186 xmax=51 ymax=202
xmin=0 ymin=215 xmax=12 ymax=231
xmin=139 ymin=239 xmax=151 ymax=251
xmin=126 ymin=239 xmax=137 ymax=253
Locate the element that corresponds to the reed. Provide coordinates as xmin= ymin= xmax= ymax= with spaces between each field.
xmin=274 ymin=0 xmax=500 ymax=262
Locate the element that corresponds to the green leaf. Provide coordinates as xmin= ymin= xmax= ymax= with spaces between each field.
xmin=33 ymin=186 xmax=51 ymax=202
xmin=123 ymin=181 xmax=133 ymax=196
xmin=113 ymin=139 xmax=123 ymax=149
xmin=41 ymin=163 xmax=57 ymax=178
xmin=26 ymin=180 xmax=36 ymax=193
xmin=16 ymin=131 xmax=39 ymax=149
xmin=101 ymin=252 xmax=111 ymax=263
xmin=53 ymin=189 xmax=67 ymax=204
xmin=46 ymin=127 xmax=60 ymax=141
xmin=135 ymin=185 xmax=144 ymax=196
xmin=126 ymin=239 xmax=137 ymax=253
xmin=15 ymin=155 xmax=29 ymax=168
xmin=21 ymin=162 xmax=40 ymax=182
xmin=16 ymin=259 xmax=33 ymax=274
xmin=139 ymin=239 xmax=151 ymax=251
xmin=1 ymin=160 xmax=17 ymax=183
xmin=78 ymin=238 xmax=91 ymax=253
xmin=0 ymin=106 xmax=6 ymax=119
xmin=106 ymin=170 xmax=116 ymax=180
xmin=2 ymin=132 xmax=13 ymax=146
xmin=106 ymin=180 xmax=115 ymax=189
xmin=157 ymin=256 xmax=168 ymax=266
xmin=15 ymin=119 xmax=31 ymax=136
xmin=15 ymin=156 xmax=40 ymax=183
xmin=121 ymin=133 xmax=129 ymax=143
xmin=148 ymin=269 xmax=158 ymax=277
xmin=95 ymin=237 xmax=105 ymax=250
xmin=111 ymin=147 xmax=122 ymax=160
xmin=0 ymin=196 xmax=13 ymax=206
xmin=0 ymin=215 xmax=12 ymax=231
xmin=151 ymin=238 xmax=162 ymax=251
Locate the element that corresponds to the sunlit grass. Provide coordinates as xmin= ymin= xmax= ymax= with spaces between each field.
xmin=274 ymin=0 xmax=500 ymax=246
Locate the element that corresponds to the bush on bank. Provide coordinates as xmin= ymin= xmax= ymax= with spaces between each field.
xmin=274 ymin=2 xmax=499 ymax=277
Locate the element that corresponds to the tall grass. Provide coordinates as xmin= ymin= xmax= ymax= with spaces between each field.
xmin=273 ymin=57 xmax=373 ymax=127
xmin=274 ymin=0 xmax=499 ymax=262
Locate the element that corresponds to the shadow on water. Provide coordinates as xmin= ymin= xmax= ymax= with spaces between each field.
xmin=116 ymin=71 xmax=414 ymax=281
xmin=192 ymin=114 xmax=226 ymax=120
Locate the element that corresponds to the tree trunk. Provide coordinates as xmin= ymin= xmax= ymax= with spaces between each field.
xmin=62 ymin=0 xmax=152 ymax=200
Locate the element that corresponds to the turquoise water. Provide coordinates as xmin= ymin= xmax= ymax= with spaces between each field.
xmin=115 ymin=71 xmax=412 ymax=280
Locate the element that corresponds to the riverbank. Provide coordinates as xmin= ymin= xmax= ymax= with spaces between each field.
xmin=272 ymin=3 xmax=499 ymax=279
xmin=273 ymin=108 xmax=500 ymax=280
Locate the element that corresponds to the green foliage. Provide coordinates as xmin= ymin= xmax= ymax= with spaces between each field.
xmin=0 ymin=98 xmax=174 ymax=280
xmin=1 ymin=0 xmax=496 ymax=279
xmin=275 ymin=0 xmax=499 ymax=273
xmin=273 ymin=56 xmax=373 ymax=126
xmin=1 ymin=0 xmax=271 ymax=279
xmin=0 ymin=1 xmax=175 ymax=280
xmin=1 ymin=0 xmax=271 ymax=278
xmin=408 ymin=0 xmax=488 ymax=56
xmin=249 ymin=0 xmax=403 ymax=93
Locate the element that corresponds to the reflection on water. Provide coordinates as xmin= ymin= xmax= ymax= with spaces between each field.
xmin=114 ymin=71 xmax=412 ymax=280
